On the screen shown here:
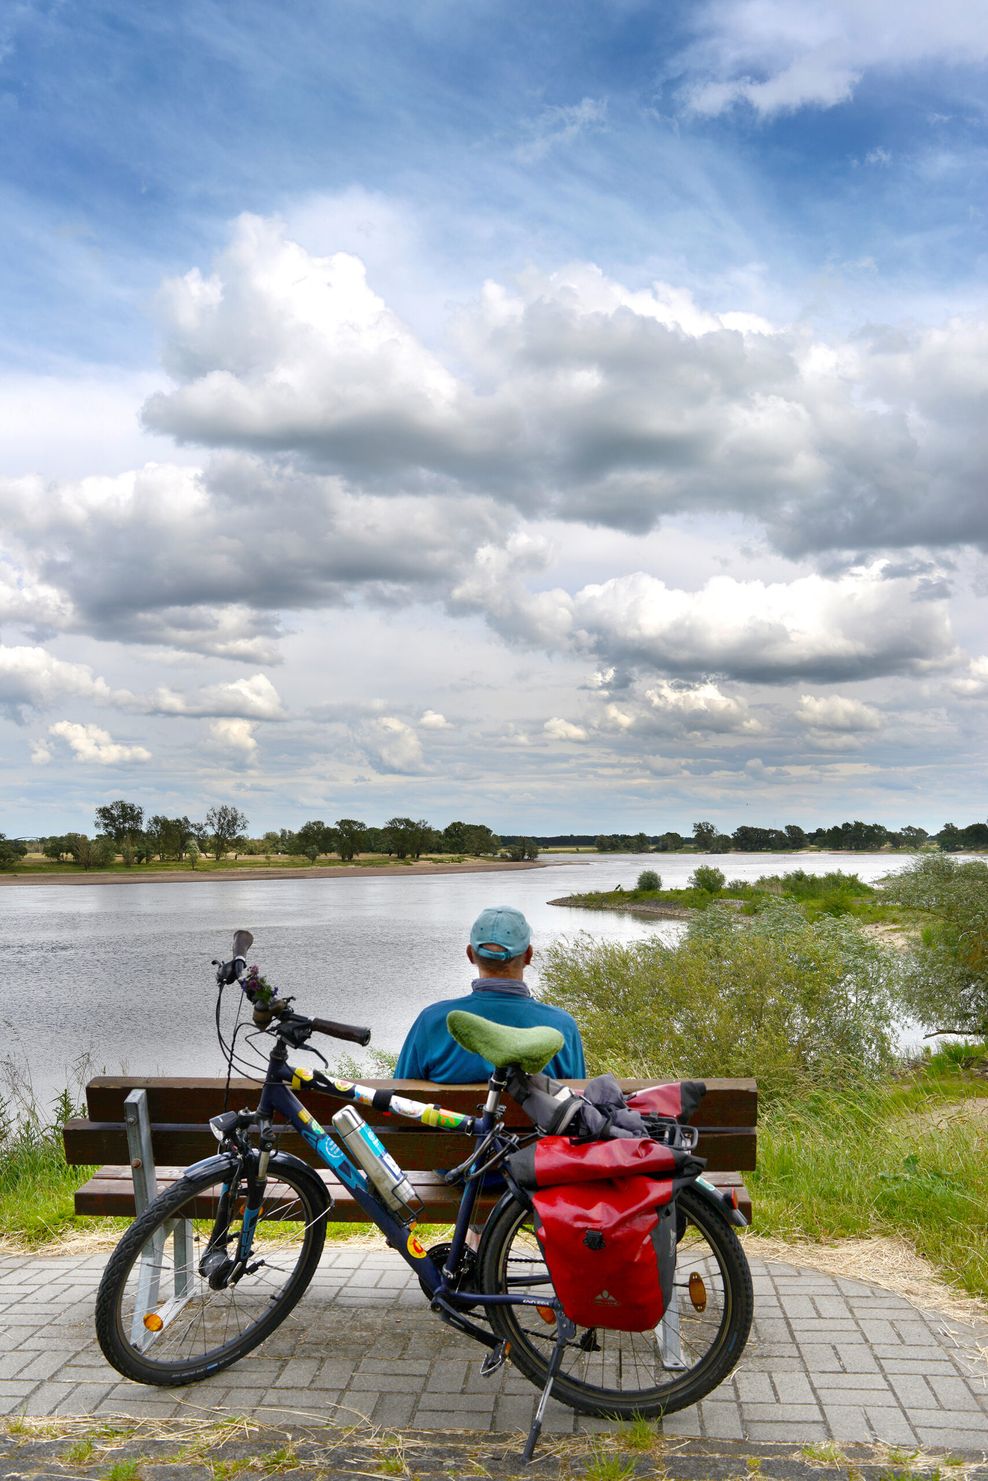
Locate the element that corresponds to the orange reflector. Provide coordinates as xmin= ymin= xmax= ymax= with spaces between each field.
xmin=688 ymin=1272 xmax=707 ymax=1312
xmin=730 ymin=1187 xmax=739 ymax=1209
xmin=143 ymin=1312 xmax=164 ymax=1332
xmin=536 ymin=1305 xmax=557 ymax=1325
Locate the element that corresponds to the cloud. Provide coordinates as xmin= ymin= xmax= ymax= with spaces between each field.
xmin=149 ymin=673 xmax=285 ymax=719
xmin=677 ymin=1 xmax=988 ymax=118
xmin=455 ymin=560 xmax=956 ymax=684
xmin=515 ymin=97 xmax=608 ymax=164
xmin=642 ymin=680 xmax=761 ymax=733
xmin=951 ymin=656 xmax=988 ymax=698
xmin=363 ymin=715 xmax=425 ymax=773
xmin=797 ymin=694 xmax=883 ymax=731
xmin=131 ymin=219 xmax=988 ymax=557
xmin=0 ymin=645 xmax=119 ymax=719
xmin=206 ymin=717 xmax=258 ymax=759
xmin=30 ymin=738 xmax=52 ymax=765
xmin=544 ymin=717 xmax=587 ymax=742
xmin=419 ymin=709 xmax=450 ymax=729
xmin=0 ymin=453 xmax=502 ymax=659
xmin=48 ymin=720 xmax=151 ymax=765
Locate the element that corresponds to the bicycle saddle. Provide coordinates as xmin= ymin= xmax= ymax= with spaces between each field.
xmin=446 ymin=1010 xmax=564 ymax=1073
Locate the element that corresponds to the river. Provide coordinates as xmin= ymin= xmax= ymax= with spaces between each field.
xmin=4 ymin=851 xmax=923 ymax=1107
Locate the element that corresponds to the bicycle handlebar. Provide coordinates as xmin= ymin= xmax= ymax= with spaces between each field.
xmin=310 ymin=1016 xmax=371 ymax=1047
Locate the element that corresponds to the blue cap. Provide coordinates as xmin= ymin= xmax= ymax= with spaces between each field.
xmin=470 ymin=906 xmax=532 ymax=961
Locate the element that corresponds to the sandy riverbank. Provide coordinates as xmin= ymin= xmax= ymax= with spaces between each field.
xmin=0 ymin=858 xmax=557 ymax=888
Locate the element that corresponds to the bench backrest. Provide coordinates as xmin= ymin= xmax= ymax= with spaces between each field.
xmin=64 ymin=1075 xmax=756 ymax=1173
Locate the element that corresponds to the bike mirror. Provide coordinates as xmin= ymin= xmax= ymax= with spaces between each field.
xmin=232 ymin=929 xmax=254 ymax=958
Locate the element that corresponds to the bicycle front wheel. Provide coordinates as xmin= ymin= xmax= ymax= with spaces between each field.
xmin=479 ymin=1184 xmax=753 ymax=1418
xmin=95 ymin=1154 xmax=328 ymax=1385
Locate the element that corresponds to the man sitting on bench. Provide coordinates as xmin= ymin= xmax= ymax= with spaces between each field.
xmin=395 ymin=905 xmax=586 ymax=1082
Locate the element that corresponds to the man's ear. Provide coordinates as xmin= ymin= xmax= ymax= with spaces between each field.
xmin=524 ymin=944 xmax=534 ymax=965
xmin=466 ymin=944 xmax=476 ymax=964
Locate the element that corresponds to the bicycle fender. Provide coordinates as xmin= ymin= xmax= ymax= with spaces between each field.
xmin=691 ymin=1175 xmax=748 ymax=1227
xmin=180 ymin=1150 xmax=332 ymax=1217
xmin=184 ymin=1152 xmax=239 ymax=1179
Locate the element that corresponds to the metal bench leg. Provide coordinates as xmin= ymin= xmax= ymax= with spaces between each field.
xmin=124 ymin=1089 xmax=194 ymax=1346
xmin=658 ymin=1291 xmax=687 ymax=1371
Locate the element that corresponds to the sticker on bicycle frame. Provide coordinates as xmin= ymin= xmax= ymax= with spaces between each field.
xmin=406 ymin=1233 xmax=428 ymax=1258
xmin=331 ymin=1079 xmax=353 ymax=1093
xmin=297 ymin=1108 xmax=312 ymax=1125
xmin=421 ymin=1107 xmax=466 ymax=1130
xmin=292 ymin=1067 xmax=313 ymax=1089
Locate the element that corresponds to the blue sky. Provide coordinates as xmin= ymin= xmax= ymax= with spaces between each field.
xmin=2 ymin=0 xmax=987 ymax=836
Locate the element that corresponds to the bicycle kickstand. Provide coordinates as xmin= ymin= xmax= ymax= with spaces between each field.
xmin=521 ymin=1309 xmax=576 ymax=1464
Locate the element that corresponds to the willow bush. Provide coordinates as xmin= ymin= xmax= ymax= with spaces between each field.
xmin=538 ymin=899 xmax=901 ymax=1103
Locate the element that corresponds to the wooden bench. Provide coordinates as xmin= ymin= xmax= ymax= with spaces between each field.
xmin=64 ymin=1075 xmax=757 ymax=1223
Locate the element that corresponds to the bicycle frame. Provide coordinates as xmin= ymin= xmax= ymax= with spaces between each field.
xmin=238 ymin=1050 xmax=556 ymax=1341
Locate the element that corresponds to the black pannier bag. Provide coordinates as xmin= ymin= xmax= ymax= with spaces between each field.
xmin=506 ymin=1067 xmax=707 ymax=1142
xmin=505 ymin=1135 xmax=704 ymax=1332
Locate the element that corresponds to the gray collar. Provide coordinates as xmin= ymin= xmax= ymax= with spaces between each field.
xmin=471 ymin=977 xmax=532 ymax=998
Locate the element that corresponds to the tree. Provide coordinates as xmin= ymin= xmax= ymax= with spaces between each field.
xmin=0 ymin=834 xmax=27 ymax=870
xmin=883 ymin=854 xmax=988 ymax=1037
xmin=898 ymin=826 xmax=929 ymax=850
xmin=503 ymin=837 xmax=539 ymax=862
xmin=65 ymin=833 xmax=114 ymax=870
xmin=94 ymin=800 xmax=144 ymax=845
xmin=384 ymin=817 xmax=436 ymax=859
xmin=654 ymin=832 xmax=685 ymax=853
xmin=692 ymin=821 xmax=718 ymax=852
xmin=690 ymin=865 xmax=726 ymax=893
xmin=187 ymin=839 xmax=201 ymax=871
xmin=335 ymin=819 xmax=367 ymax=862
xmin=784 ymin=824 xmax=807 ymax=850
xmin=205 ymin=805 xmax=249 ymax=860
xmin=295 ymin=820 xmax=334 ymax=862
xmin=636 ymin=869 xmax=661 ymax=892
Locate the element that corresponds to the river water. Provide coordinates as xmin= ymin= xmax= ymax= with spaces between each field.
xmin=3 ymin=852 xmax=921 ymax=1107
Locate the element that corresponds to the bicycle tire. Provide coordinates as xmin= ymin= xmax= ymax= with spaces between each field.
xmin=478 ymin=1183 xmax=752 ymax=1418
xmin=96 ymin=1153 xmax=328 ymax=1385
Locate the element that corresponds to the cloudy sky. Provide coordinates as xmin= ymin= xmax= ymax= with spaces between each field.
xmin=2 ymin=0 xmax=987 ymax=837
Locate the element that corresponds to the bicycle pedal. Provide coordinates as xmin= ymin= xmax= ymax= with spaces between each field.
xmin=481 ymin=1340 xmax=510 ymax=1377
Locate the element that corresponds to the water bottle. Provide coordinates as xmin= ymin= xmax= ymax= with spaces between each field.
xmin=331 ymin=1106 xmax=422 ymax=1221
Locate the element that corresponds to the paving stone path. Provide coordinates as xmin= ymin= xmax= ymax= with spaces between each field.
xmin=1 ymin=1247 xmax=985 ymax=1457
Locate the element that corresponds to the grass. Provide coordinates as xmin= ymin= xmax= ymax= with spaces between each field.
xmin=557 ymin=869 xmax=920 ymax=931
xmin=751 ymin=1043 xmax=988 ymax=1302
xmin=3 ymin=850 xmax=510 ymax=877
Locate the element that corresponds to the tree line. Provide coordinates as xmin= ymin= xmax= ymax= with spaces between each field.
xmin=551 ymin=819 xmax=988 ymax=853
xmin=0 ymin=802 xmax=540 ymax=869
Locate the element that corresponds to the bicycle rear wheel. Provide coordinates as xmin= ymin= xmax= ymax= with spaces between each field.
xmin=479 ymin=1184 xmax=752 ymax=1418
xmin=95 ymin=1154 xmax=328 ymax=1385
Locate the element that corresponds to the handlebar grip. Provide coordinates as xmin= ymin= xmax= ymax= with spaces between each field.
xmin=310 ymin=1016 xmax=371 ymax=1048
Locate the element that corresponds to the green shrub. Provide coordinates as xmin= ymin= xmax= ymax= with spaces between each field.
xmin=539 ymin=900 xmax=901 ymax=1102
xmin=635 ymin=869 xmax=661 ymax=892
xmin=689 ymin=864 xmax=725 ymax=893
xmin=880 ymin=854 xmax=988 ymax=1037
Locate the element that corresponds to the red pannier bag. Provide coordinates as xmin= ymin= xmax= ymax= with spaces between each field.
xmin=507 ymin=1137 xmax=701 ymax=1332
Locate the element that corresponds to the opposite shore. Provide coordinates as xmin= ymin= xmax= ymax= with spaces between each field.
xmin=0 ymin=857 xmax=555 ymax=887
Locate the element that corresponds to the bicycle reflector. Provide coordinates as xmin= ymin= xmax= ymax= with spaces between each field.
xmin=688 ymin=1272 xmax=707 ymax=1312
xmin=143 ymin=1312 xmax=164 ymax=1332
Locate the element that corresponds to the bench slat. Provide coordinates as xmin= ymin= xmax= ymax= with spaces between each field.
xmin=85 ymin=1076 xmax=757 ymax=1128
xmin=64 ymin=1119 xmax=756 ymax=1171
xmin=73 ymin=1166 xmax=752 ymax=1223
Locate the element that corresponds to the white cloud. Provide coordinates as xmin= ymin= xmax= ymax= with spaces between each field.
xmin=30 ymin=738 xmax=52 ymax=765
xmin=643 ymin=680 xmax=761 ymax=733
xmin=544 ymin=717 xmax=588 ymax=742
xmin=455 ymin=560 xmax=956 ymax=684
xmin=678 ymin=1 xmax=988 ymax=118
xmin=0 ymin=645 xmax=119 ymax=718
xmin=515 ymin=97 xmax=608 ymax=165
xmin=206 ymin=717 xmax=259 ymax=758
xmin=797 ymin=694 xmax=883 ymax=731
xmin=131 ymin=219 xmax=988 ymax=557
xmin=48 ymin=720 xmax=151 ymax=765
xmin=149 ymin=673 xmax=285 ymax=719
xmin=419 ymin=709 xmax=450 ymax=729
xmin=951 ymin=656 xmax=988 ymax=698
xmin=364 ymin=715 xmax=425 ymax=773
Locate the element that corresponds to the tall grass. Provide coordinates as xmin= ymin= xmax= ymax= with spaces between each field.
xmin=0 ymin=1058 xmax=98 ymax=1246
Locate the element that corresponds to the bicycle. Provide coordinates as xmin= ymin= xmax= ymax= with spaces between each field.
xmin=96 ymin=930 xmax=753 ymax=1460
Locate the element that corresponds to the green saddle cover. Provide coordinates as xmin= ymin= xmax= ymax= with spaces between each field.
xmin=446 ymin=1010 xmax=564 ymax=1073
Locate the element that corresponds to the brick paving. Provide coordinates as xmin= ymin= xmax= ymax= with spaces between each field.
xmin=0 ymin=1248 xmax=985 ymax=1455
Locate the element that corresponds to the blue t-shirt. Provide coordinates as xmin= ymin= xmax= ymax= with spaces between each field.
xmin=395 ymin=980 xmax=586 ymax=1083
